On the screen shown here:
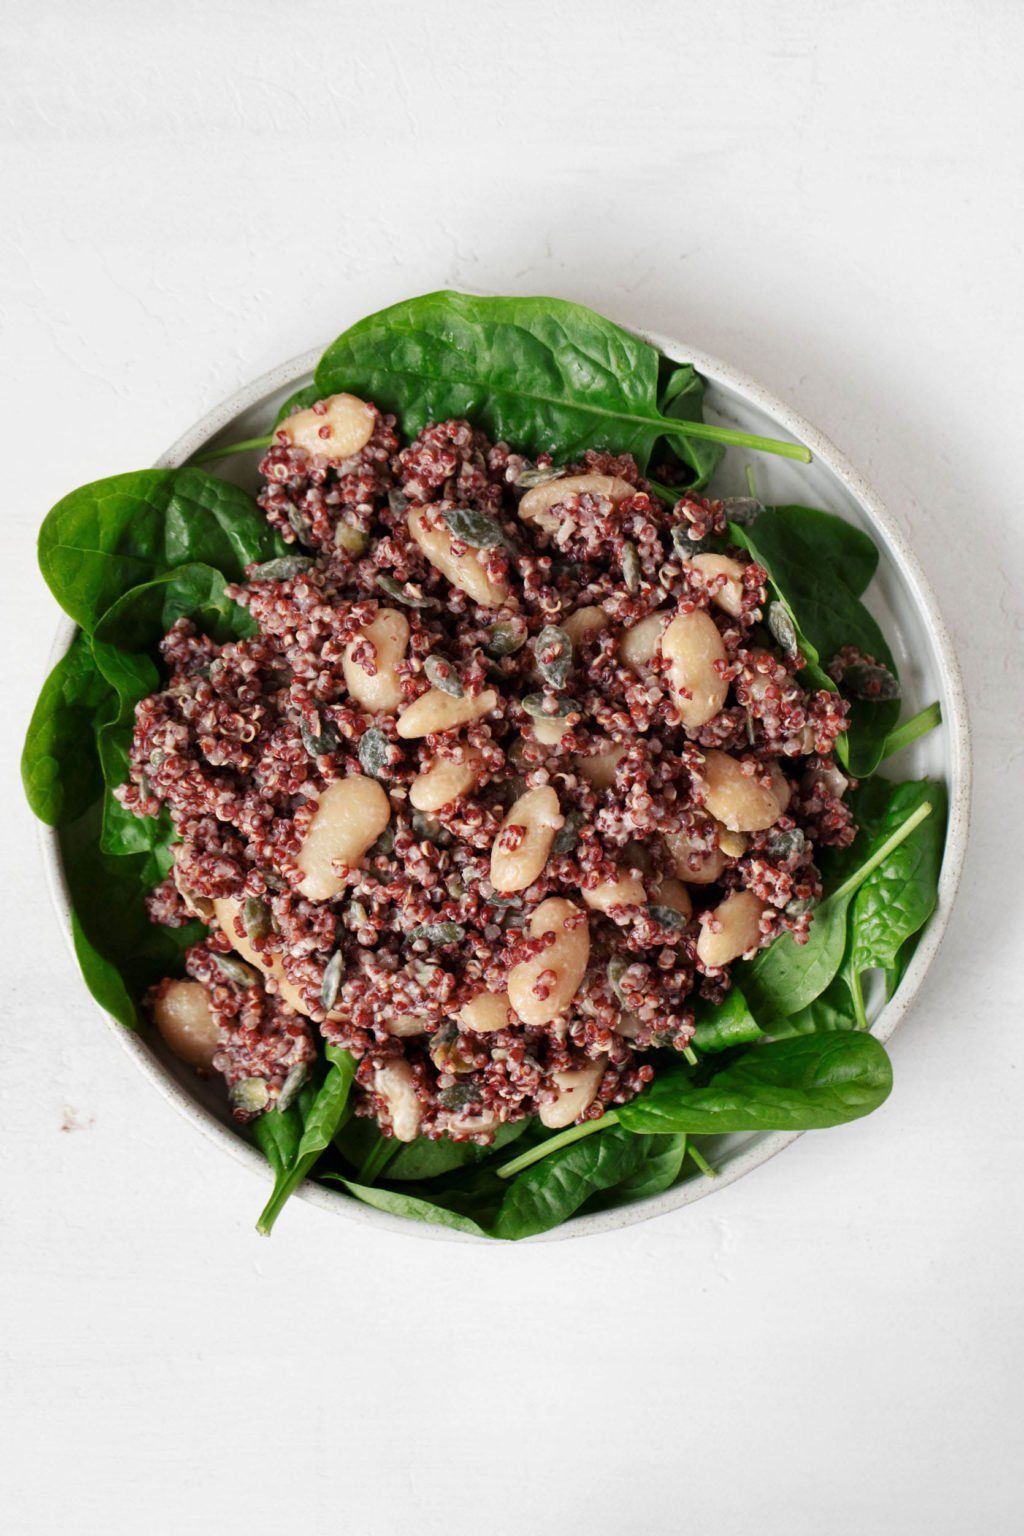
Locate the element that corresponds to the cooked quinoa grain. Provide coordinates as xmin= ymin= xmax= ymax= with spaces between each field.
xmin=119 ymin=394 xmax=856 ymax=1140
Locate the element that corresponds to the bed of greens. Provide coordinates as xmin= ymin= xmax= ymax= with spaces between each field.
xmin=24 ymin=292 xmax=946 ymax=1239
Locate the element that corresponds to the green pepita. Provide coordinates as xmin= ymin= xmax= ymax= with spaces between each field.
xmin=423 ymin=655 xmax=464 ymax=697
xmin=441 ymin=506 xmax=506 ymax=549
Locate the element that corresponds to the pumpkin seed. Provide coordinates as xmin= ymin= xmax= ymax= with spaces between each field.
xmin=214 ymin=952 xmax=261 ymax=987
xmin=367 ymin=824 xmax=396 ymax=858
xmin=249 ymin=554 xmax=315 ymax=582
xmin=765 ymin=826 xmax=807 ymax=860
xmin=607 ymin=955 xmax=632 ymax=1007
xmin=786 ymin=894 xmax=819 ymax=917
xmin=320 ymin=949 xmax=345 ymax=1011
xmin=721 ymin=496 xmax=764 ymax=527
xmin=522 ymin=692 xmax=582 ymax=722
xmin=534 ymin=624 xmax=573 ymax=689
xmin=242 ymin=895 xmax=273 ymax=944
xmin=486 ymin=891 xmax=523 ymax=909
xmin=411 ymin=921 xmax=466 ymax=945
xmin=838 ymin=660 xmax=901 ymax=701
xmin=438 ymin=1082 xmax=482 ymax=1110
xmin=411 ymin=811 xmax=444 ymax=843
xmin=300 ymin=711 xmax=340 ymax=758
xmin=276 ymin=1061 xmax=310 ymax=1113
xmin=358 ymin=726 xmax=392 ymax=779
xmin=552 ymin=810 xmax=583 ymax=855
xmin=286 ymin=506 xmax=311 ymax=541
xmin=622 ymin=541 xmax=641 ymax=593
xmin=648 ymin=904 xmax=688 ymax=931
xmin=671 ymin=523 xmax=720 ymax=559
xmin=423 ymin=655 xmax=464 ymax=697
xmin=230 ymin=1077 xmax=270 ymax=1114
xmin=484 ymin=618 xmax=528 ymax=657
xmin=441 ymin=506 xmax=506 ymax=548
xmin=515 ymin=464 xmax=565 ymax=489
xmin=429 ymin=1023 xmax=474 ymax=1075
xmin=767 ymin=601 xmax=799 ymax=657
xmin=388 ymin=488 xmax=410 ymax=515
xmin=375 ymin=573 xmax=431 ymax=608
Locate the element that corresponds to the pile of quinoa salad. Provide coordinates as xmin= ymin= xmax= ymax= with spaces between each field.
xmin=119 ymin=392 xmax=856 ymax=1145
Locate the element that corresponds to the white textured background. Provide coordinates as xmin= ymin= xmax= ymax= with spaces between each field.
xmin=2 ymin=3 xmax=1022 ymax=1532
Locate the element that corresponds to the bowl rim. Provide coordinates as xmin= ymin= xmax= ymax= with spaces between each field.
xmin=37 ymin=325 xmax=972 ymax=1244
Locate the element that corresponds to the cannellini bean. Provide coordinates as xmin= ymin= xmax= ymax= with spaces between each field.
xmin=386 ymin=1014 xmax=429 ymax=1037
xmin=530 ymin=716 xmax=569 ymax=746
xmin=701 ymin=750 xmax=782 ymax=832
xmin=396 ymin=686 xmax=498 ymax=739
xmin=575 ymin=744 xmax=625 ymax=789
xmin=716 ymin=824 xmax=748 ymax=857
xmin=696 ymin=890 xmax=768 ymax=968
xmin=618 ymin=610 xmax=667 ymax=672
xmin=490 ymin=785 xmax=563 ymax=893
xmin=687 ymin=553 xmax=746 ymax=618
xmin=446 ymin=1108 xmax=500 ymax=1137
xmin=541 ymin=1058 xmax=607 ymax=1129
xmin=407 ymin=505 xmax=514 ymax=609
xmin=373 ymin=1059 xmax=422 ymax=1142
xmin=409 ymin=750 xmax=483 ymax=812
xmin=582 ymin=867 xmax=646 ymax=913
xmin=660 ymin=610 xmax=729 ymax=728
xmin=295 ymin=777 xmax=391 ymax=900
xmin=652 ymin=877 xmax=692 ymax=919
xmin=664 ymin=822 xmax=727 ymax=885
xmin=508 ymin=898 xmax=590 ymax=1026
xmin=278 ymin=393 xmax=375 ymax=459
xmin=152 ymin=980 xmax=220 ymax=1070
xmin=562 ymin=605 xmax=609 ymax=645
xmin=539 ymin=1056 xmax=608 ymax=1129
xmin=518 ymin=473 xmax=634 ymax=533
xmin=342 ymin=608 xmax=409 ymax=713
xmin=767 ymin=761 xmax=792 ymax=813
xmin=457 ymin=991 xmax=511 ymax=1033
xmin=212 ymin=897 xmax=336 ymax=1020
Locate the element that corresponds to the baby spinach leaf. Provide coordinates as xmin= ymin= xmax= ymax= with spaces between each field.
xmin=327 ymin=1176 xmax=489 ymax=1236
xmin=588 ymin=1134 xmax=689 ymax=1209
xmin=93 ymin=562 xmax=258 ymax=652
xmin=691 ymin=985 xmax=764 ymax=1054
xmin=844 ymin=779 xmax=945 ymax=1011
xmin=616 ymin=1032 xmax=892 ymax=1135
xmin=315 ymin=291 xmax=808 ymax=488
xmin=762 ymin=974 xmax=860 ymax=1039
xmin=274 ymin=383 xmax=322 ymax=426
xmin=771 ymin=505 xmax=879 ymax=597
xmin=21 ymin=633 xmax=117 ymax=825
xmin=657 ymin=361 xmax=725 ymax=487
xmin=490 ymin=1124 xmax=650 ymax=1240
xmin=256 ymin=1045 xmax=357 ymax=1234
xmin=70 ymin=909 xmax=141 ymax=1030
xmin=38 ymin=467 xmax=282 ymax=634
xmin=384 ymin=1121 xmax=527 ymax=1181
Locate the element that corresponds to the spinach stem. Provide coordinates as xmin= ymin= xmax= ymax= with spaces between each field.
xmin=686 ymin=1142 xmax=718 ymax=1178
xmin=682 ymin=1044 xmax=699 ymax=1067
xmin=660 ymin=416 xmax=812 ymax=462
xmin=192 ymin=433 xmax=273 ymax=465
xmin=828 ymin=801 xmax=933 ymax=907
xmin=359 ymin=1136 xmax=401 ymax=1187
xmin=745 ymin=464 xmax=759 ymax=500
xmin=496 ymin=1111 xmax=620 ymax=1180
xmin=881 ymin=701 xmax=942 ymax=759
xmin=849 ymin=969 xmax=870 ymax=1031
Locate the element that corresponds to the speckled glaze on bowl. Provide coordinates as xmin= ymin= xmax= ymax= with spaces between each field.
xmin=39 ymin=323 xmax=971 ymax=1243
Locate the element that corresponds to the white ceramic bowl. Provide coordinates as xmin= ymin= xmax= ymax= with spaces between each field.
xmin=40 ymin=325 xmax=971 ymax=1242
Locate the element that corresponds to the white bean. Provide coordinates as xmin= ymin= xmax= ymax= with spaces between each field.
xmin=396 ymin=686 xmax=498 ymax=739
xmin=457 ymin=991 xmax=511 ymax=1034
xmin=386 ymin=1014 xmax=429 ymax=1038
xmin=582 ymin=867 xmax=646 ymax=913
xmin=530 ymin=715 xmax=570 ymax=746
xmin=700 ymin=750 xmax=782 ymax=832
xmin=539 ymin=1057 xmax=608 ymax=1129
xmin=152 ymin=980 xmax=219 ymax=1070
xmin=652 ymin=877 xmax=692 ymax=919
xmin=373 ymin=1059 xmax=422 ymax=1142
xmin=768 ymin=761 xmax=792 ymax=813
xmin=618 ymin=610 xmax=668 ymax=672
xmin=696 ymin=890 xmax=768 ymax=968
xmin=295 ymin=777 xmax=391 ymax=899
xmin=407 ymin=505 xmax=514 ymax=609
xmin=342 ymin=608 xmax=409 ymax=713
xmin=490 ymin=785 xmax=563 ymax=893
xmin=687 ymin=553 xmax=746 ymax=618
xmin=278 ymin=393 xmax=375 ymax=460
xmin=409 ymin=750 xmax=483 ymax=812
xmin=562 ymin=605 xmax=609 ymax=645
xmin=575 ymin=744 xmax=625 ymax=789
xmin=660 ymin=610 xmax=729 ymax=728
xmin=664 ymin=822 xmax=727 ymax=885
xmin=518 ymin=473 xmax=634 ymax=534
xmin=212 ymin=897 xmax=338 ymax=1020
xmin=716 ymin=824 xmax=749 ymax=858
xmin=508 ymin=898 xmax=590 ymax=1026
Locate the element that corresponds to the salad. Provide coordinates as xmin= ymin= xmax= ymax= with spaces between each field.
xmin=24 ymin=293 xmax=946 ymax=1239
